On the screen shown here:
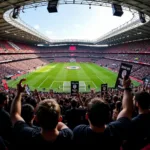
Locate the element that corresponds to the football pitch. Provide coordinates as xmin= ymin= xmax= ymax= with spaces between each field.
xmin=7 ymin=62 xmax=140 ymax=92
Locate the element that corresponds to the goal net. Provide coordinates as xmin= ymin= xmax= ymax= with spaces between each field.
xmin=63 ymin=81 xmax=86 ymax=92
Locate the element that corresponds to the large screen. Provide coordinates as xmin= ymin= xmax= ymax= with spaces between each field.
xmin=69 ymin=46 xmax=76 ymax=51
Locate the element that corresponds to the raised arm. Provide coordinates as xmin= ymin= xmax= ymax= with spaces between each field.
xmin=117 ymin=78 xmax=133 ymax=120
xmin=10 ymin=79 xmax=26 ymax=125
xmin=77 ymin=92 xmax=84 ymax=107
xmin=34 ymin=89 xmax=41 ymax=103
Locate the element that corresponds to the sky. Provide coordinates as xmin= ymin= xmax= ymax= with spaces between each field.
xmin=20 ymin=5 xmax=133 ymax=40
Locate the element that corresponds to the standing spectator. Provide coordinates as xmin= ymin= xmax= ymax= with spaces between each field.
xmin=11 ymin=79 xmax=73 ymax=150
xmin=65 ymin=99 xmax=86 ymax=130
xmin=125 ymin=92 xmax=150 ymax=150
xmin=21 ymin=104 xmax=40 ymax=131
xmin=0 ymin=92 xmax=12 ymax=143
xmin=112 ymin=101 xmax=122 ymax=121
xmin=73 ymin=78 xmax=133 ymax=149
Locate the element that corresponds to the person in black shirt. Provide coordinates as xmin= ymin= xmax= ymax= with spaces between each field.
xmin=125 ymin=92 xmax=150 ymax=150
xmin=73 ymin=78 xmax=133 ymax=149
xmin=65 ymin=99 xmax=86 ymax=130
xmin=11 ymin=79 xmax=73 ymax=150
xmin=21 ymin=104 xmax=41 ymax=131
xmin=0 ymin=92 xmax=12 ymax=143
xmin=0 ymin=136 xmax=7 ymax=150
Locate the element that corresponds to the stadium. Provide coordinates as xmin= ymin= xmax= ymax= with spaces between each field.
xmin=0 ymin=0 xmax=150 ymax=149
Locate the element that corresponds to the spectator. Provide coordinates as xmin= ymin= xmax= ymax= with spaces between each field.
xmin=0 ymin=136 xmax=7 ymax=150
xmin=0 ymin=92 xmax=12 ymax=143
xmin=21 ymin=104 xmax=40 ymax=131
xmin=125 ymin=92 xmax=150 ymax=150
xmin=112 ymin=101 xmax=122 ymax=121
xmin=73 ymin=78 xmax=133 ymax=149
xmin=65 ymin=99 xmax=86 ymax=130
xmin=110 ymin=95 xmax=119 ymax=112
xmin=11 ymin=79 xmax=73 ymax=150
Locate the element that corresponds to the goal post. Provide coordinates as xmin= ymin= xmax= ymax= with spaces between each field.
xmin=63 ymin=81 xmax=86 ymax=92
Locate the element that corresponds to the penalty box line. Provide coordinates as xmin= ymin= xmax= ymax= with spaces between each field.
xmin=96 ymin=75 xmax=105 ymax=84
xmin=49 ymin=81 xmax=63 ymax=89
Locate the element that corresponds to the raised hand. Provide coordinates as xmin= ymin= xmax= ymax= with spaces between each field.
xmin=123 ymin=77 xmax=131 ymax=89
xmin=17 ymin=79 xmax=26 ymax=94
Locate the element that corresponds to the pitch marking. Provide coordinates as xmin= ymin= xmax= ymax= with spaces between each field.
xmin=92 ymin=81 xmax=97 ymax=88
xmin=38 ymin=76 xmax=49 ymax=88
xmin=96 ymin=75 xmax=105 ymax=83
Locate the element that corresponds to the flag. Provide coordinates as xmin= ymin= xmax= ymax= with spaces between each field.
xmin=2 ymin=80 xmax=9 ymax=91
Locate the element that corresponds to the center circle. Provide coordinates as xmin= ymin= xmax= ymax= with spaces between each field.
xmin=66 ymin=66 xmax=80 ymax=70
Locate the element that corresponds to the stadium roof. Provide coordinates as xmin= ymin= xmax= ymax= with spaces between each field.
xmin=0 ymin=0 xmax=150 ymax=45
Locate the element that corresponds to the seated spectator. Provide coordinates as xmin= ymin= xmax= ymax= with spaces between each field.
xmin=73 ymin=78 xmax=133 ymax=149
xmin=11 ymin=79 xmax=73 ymax=150
xmin=124 ymin=92 xmax=150 ymax=150
xmin=0 ymin=92 xmax=12 ymax=143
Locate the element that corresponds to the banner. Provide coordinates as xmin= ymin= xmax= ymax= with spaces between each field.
xmin=71 ymin=81 xmax=79 ymax=96
xmin=101 ymin=84 xmax=108 ymax=93
xmin=115 ymin=63 xmax=132 ymax=89
xmin=2 ymin=80 xmax=9 ymax=91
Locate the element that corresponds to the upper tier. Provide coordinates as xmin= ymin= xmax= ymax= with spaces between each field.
xmin=0 ymin=39 xmax=150 ymax=54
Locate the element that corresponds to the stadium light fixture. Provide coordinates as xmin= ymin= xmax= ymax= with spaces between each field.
xmin=47 ymin=0 xmax=59 ymax=13
xmin=112 ymin=3 xmax=123 ymax=17
xmin=137 ymin=32 xmax=142 ymax=34
xmin=12 ymin=6 xmax=21 ymax=19
xmin=139 ymin=11 xmax=146 ymax=23
xmin=89 ymin=4 xmax=91 ymax=9
xmin=5 ymin=31 xmax=10 ymax=33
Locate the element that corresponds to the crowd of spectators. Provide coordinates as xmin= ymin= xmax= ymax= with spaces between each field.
xmin=0 ymin=77 xmax=150 ymax=149
xmin=0 ymin=56 xmax=150 ymax=82
xmin=0 ymin=59 xmax=49 ymax=81
xmin=96 ymin=59 xmax=150 ymax=80
xmin=103 ymin=54 xmax=150 ymax=64
xmin=0 ymin=40 xmax=150 ymax=149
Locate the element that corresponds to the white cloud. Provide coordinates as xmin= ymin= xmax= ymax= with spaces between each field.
xmin=34 ymin=24 xmax=40 ymax=30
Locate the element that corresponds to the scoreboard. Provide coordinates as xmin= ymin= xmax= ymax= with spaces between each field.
xmin=69 ymin=46 xmax=76 ymax=51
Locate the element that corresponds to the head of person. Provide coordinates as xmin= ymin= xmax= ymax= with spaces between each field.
xmin=134 ymin=92 xmax=150 ymax=111
xmin=87 ymin=98 xmax=110 ymax=127
xmin=113 ymin=95 xmax=118 ymax=103
xmin=25 ymin=97 xmax=37 ymax=108
xmin=71 ymin=99 xmax=77 ymax=108
xmin=112 ymin=101 xmax=122 ymax=121
xmin=115 ymin=101 xmax=122 ymax=112
xmin=35 ymin=99 xmax=61 ymax=131
xmin=21 ymin=104 xmax=34 ymax=125
xmin=0 ymin=92 xmax=8 ymax=107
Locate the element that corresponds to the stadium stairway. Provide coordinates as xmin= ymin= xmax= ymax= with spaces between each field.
xmin=8 ymin=41 xmax=21 ymax=51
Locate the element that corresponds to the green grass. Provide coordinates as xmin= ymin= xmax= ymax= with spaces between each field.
xmin=7 ymin=62 xmax=140 ymax=92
